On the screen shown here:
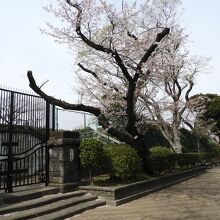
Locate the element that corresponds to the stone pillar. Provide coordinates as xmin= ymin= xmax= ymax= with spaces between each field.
xmin=48 ymin=131 xmax=81 ymax=193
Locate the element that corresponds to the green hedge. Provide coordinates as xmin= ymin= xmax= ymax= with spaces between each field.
xmin=105 ymin=145 xmax=142 ymax=180
xmin=145 ymin=153 xmax=209 ymax=176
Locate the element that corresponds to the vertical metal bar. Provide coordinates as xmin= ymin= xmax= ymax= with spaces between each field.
xmin=84 ymin=113 xmax=86 ymax=129
xmin=38 ymin=98 xmax=42 ymax=184
xmin=0 ymin=89 xmax=2 ymax=189
xmin=6 ymin=91 xmax=14 ymax=193
xmin=35 ymin=152 xmax=37 ymax=183
xmin=30 ymin=95 xmax=34 ymax=184
xmin=45 ymin=101 xmax=50 ymax=186
xmin=19 ymin=158 xmax=22 ymax=186
xmin=52 ymin=104 xmax=55 ymax=131
xmin=23 ymin=158 xmax=26 ymax=185
xmin=3 ymin=90 xmax=7 ymax=189
xmin=30 ymin=154 xmax=33 ymax=184
xmin=15 ymin=160 xmax=17 ymax=186
xmin=27 ymin=157 xmax=30 ymax=185
xmin=41 ymin=147 xmax=43 ymax=182
xmin=56 ymin=107 xmax=58 ymax=131
xmin=4 ymin=161 xmax=7 ymax=189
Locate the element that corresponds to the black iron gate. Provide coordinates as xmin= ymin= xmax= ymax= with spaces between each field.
xmin=0 ymin=88 xmax=51 ymax=192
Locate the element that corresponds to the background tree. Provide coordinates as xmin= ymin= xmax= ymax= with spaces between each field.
xmin=28 ymin=0 xmax=208 ymax=154
xmin=188 ymin=94 xmax=220 ymax=144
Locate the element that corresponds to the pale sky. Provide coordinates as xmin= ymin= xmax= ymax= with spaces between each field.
xmin=0 ymin=0 xmax=220 ymax=129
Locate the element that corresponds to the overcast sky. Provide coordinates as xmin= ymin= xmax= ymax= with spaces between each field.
xmin=0 ymin=0 xmax=220 ymax=129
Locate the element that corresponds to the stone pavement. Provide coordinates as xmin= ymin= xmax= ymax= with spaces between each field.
xmin=69 ymin=167 xmax=220 ymax=220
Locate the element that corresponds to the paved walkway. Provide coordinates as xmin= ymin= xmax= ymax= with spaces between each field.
xmin=70 ymin=167 xmax=220 ymax=220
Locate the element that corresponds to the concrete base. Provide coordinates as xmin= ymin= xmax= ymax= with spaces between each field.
xmin=79 ymin=166 xmax=207 ymax=206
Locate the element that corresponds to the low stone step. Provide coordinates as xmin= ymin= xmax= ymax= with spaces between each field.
xmin=2 ymin=186 xmax=60 ymax=205
xmin=30 ymin=199 xmax=106 ymax=220
xmin=0 ymin=191 xmax=86 ymax=215
xmin=1 ymin=194 xmax=98 ymax=220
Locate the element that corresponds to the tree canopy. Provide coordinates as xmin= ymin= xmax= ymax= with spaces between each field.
xmin=28 ymin=0 xmax=208 ymax=154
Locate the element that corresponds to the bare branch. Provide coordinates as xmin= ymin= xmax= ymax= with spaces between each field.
xmin=78 ymin=63 xmax=101 ymax=82
xmin=78 ymin=63 xmax=119 ymax=92
xmin=39 ymin=79 xmax=49 ymax=89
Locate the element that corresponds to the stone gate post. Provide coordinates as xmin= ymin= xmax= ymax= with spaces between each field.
xmin=48 ymin=131 xmax=81 ymax=193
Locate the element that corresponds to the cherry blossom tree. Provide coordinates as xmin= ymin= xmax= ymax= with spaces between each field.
xmin=28 ymin=0 xmax=208 ymax=154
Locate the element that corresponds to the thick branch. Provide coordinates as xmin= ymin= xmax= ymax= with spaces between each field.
xmin=179 ymin=79 xmax=194 ymax=117
xmin=27 ymin=71 xmax=101 ymax=116
xmin=183 ymin=120 xmax=194 ymax=130
xmin=174 ymin=79 xmax=184 ymax=100
xmin=108 ymin=127 xmax=133 ymax=144
xmin=127 ymin=31 xmax=138 ymax=40
xmin=113 ymin=50 xmax=133 ymax=82
xmin=27 ymin=71 xmax=134 ymax=144
xmin=165 ymin=81 xmax=172 ymax=96
xmin=137 ymin=28 xmax=170 ymax=69
xmin=185 ymin=79 xmax=194 ymax=101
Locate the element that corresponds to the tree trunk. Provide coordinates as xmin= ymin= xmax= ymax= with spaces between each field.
xmin=88 ymin=168 xmax=93 ymax=184
xmin=159 ymin=127 xmax=182 ymax=153
xmin=172 ymin=128 xmax=182 ymax=153
xmin=132 ymin=135 xmax=150 ymax=170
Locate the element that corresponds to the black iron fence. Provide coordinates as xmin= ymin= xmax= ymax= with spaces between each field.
xmin=0 ymin=87 xmax=56 ymax=192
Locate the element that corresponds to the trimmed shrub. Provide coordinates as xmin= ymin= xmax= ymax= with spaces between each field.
xmin=175 ymin=153 xmax=201 ymax=169
xmin=150 ymin=146 xmax=172 ymax=156
xmin=146 ymin=153 xmax=203 ymax=176
xmin=145 ymin=155 xmax=169 ymax=175
xmin=80 ymin=138 xmax=105 ymax=181
xmin=105 ymin=145 xmax=142 ymax=180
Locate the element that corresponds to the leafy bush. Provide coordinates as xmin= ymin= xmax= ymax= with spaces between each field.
xmin=105 ymin=145 xmax=142 ymax=180
xmin=150 ymin=146 xmax=172 ymax=156
xmin=80 ymin=138 xmax=105 ymax=181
